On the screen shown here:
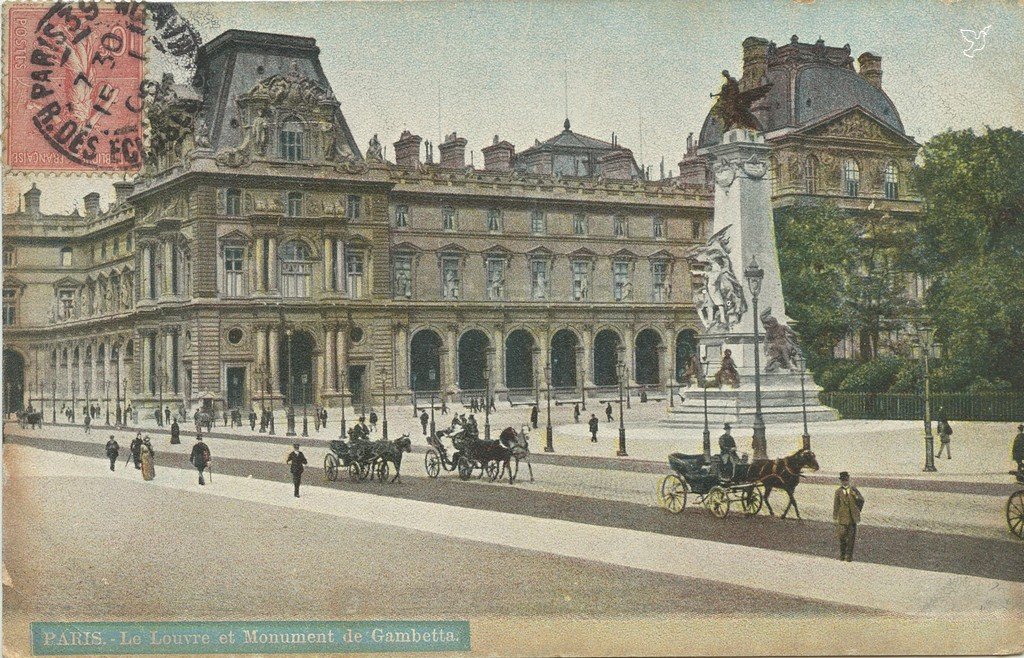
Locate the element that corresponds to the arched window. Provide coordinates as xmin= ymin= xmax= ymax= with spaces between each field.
xmin=802 ymin=156 xmax=819 ymax=194
xmin=279 ymin=119 xmax=304 ymax=161
xmin=843 ymin=160 xmax=860 ymax=197
xmin=884 ymin=162 xmax=899 ymax=200
xmin=280 ymin=240 xmax=312 ymax=297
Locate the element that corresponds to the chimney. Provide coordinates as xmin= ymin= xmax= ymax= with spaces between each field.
xmin=482 ymin=135 xmax=515 ymax=171
xmin=393 ymin=130 xmax=422 ymax=168
xmin=112 ymin=181 xmax=134 ymax=205
xmin=741 ymin=36 xmax=771 ymax=89
xmin=84 ymin=192 xmax=101 ymax=217
xmin=598 ymin=149 xmax=635 ymax=180
xmin=438 ymin=132 xmax=468 ymax=169
xmin=23 ymin=182 xmax=41 ymax=217
xmin=858 ymin=52 xmax=882 ymax=88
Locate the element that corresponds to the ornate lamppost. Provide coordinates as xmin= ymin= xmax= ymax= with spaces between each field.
xmin=104 ymin=381 xmax=111 ymax=426
xmin=544 ymin=359 xmax=554 ymax=453
xmin=912 ymin=323 xmax=937 ymax=472
xmin=301 ymin=373 xmax=309 ymax=437
xmin=483 ymin=360 xmax=492 ymax=441
xmin=701 ymin=355 xmax=711 ymax=460
xmin=796 ymin=349 xmax=811 ymax=450
xmin=429 ymin=391 xmax=436 ymax=438
xmin=122 ymin=378 xmax=129 ymax=425
xmin=379 ymin=367 xmax=389 ymax=440
xmin=745 ymin=256 xmax=768 ymax=461
xmin=285 ymin=327 xmax=296 ymax=437
xmin=114 ymin=346 xmax=122 ymax=426
xmin=576 ymin=345 xmax=586 ymax=411
xmin=338 ymin=365 xmax=347 ymax=440
xmin=616 ymin=344 xmax=628 ymax=457
xmin=156 ymin=364 xmax=164 ymax=427
xmin=532 ymin=347 xmax=540 ymax=410
xmin=51 ymin=379 xmax=57 ymax=424
xmin=71 ymin=380 xmax=77 ymax=424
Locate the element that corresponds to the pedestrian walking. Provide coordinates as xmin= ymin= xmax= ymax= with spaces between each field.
xmin=440 ymin=399 xmax=448 ymax=415
xmin=936 ymin=415 xmax=953 ymax=459
xmin=83 ymin=413 xmax=91 ymax=434
xmin=105 ymin=435 xmax=119 ymax=471
xmin=605 ymin=402 xmax=613 ymax=422
xmin=321 ymin=408 xmax=328 ymax=427
xmin=129 ymin=433 xmax=143 ymax=469
xmin=420 ymin=410 xmax=429 ymax=436
xmin=249 ymin=410 xmax=257 ymax=431
xmin=170 ymin=419 xmax=181 ymax=445
xmin=589 ymin=414 xmax=599 ymax=442
xmin=833 ymin=471 xmax=864 ymax=562
xmin=140 ymin=437 xmax=156 ymax=481
xmin=287 ymin=443 xmax=308 ymax=498
xmin=369 ymin=410 xmax=378 ymax=433
xmin=1012 ymin=424 xmax=1024 ymax=472
xmin=164 ymin=407 xmax=171 ymax=425
xmin=190 ymin=436 xmax=211 ymax=485
xmin=222 ymin=410 xmax=229 ymax=427
xmin=573 ymin=403 xmax=580 ymax=424
xmin=530 ymin=405 xmax=538 ymax=430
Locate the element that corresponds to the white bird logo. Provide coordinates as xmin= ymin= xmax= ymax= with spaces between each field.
xmin=960 ymin=25 xmax=991 ymax=58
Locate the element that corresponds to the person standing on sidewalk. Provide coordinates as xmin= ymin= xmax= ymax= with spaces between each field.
xmin=589 ymin=413 xmax=599 ymax=442
xmin=530 ymin=405 xmax=538 ymax=430
xmin=190 ymin=436 xmax=211 ymax=486
xmin=605 ymin=402 xmax=613 ymax=422
xmin=170 ymin=419 xmax=181 ymax=445
xmin=129 ymin=433 xmax=143 ymax=470
xmin=287 ymin=443 xmax=308 ymax=498
xmin=1012 ymin=425 xmax=1024 ymax=472
xmin=420 ymin=410 xmax=429 ymax=436
xmin=936 ymin=415 xmax=953 ymax=459
xmin=833 ymin=471 xmax=864 ymax=562
xmin=574 ymin=403 xmax=580 ymax=424
xmin=83 ymin=413 xmax=91 ymax=434
xmin=105 ymin=435 xmax=119 ymax=472
xmin=140 ymin=437 xmax=156 ymax=481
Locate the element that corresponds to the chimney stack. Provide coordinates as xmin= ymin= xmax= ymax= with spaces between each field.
xmin=23 ymin=183 xmax=41 ymax=217
xmin=599 ymin=149 xmax=636 ymax=180
xmin=858 ymin=52 xmax=882 ymax=88
xmin=438 ymin=132 xmax=468 ymax=169
xmin=741 ymin=36 xmax=771 ymax=90
xmin=482 ymin=135 xmax=515 ymax=171
xmin=393 ymin=130 xmax=423 ymax=168
xmin=112 ymin=181 xmax=134 ymax=205
xmin=84 ymin=192 xmax=101 ymax=218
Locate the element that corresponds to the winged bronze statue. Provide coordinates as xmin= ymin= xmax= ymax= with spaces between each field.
xmin=710 ymin=70 xmax=771 ymax=132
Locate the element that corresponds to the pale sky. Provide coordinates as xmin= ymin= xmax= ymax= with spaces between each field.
xmin=6 ymin=0 xmax=1023 ymax=214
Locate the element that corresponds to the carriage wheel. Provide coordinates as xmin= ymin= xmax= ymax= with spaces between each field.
xmin=485 ymin=461 xmax=500 ymax=482
xmin=348 ymin=461 xmax=364 ymax=482
xmin=324 ymin=454 xmax=339 ymax=482
xmin=424 ymin=449 xmax=441 ymax=479
xmin=706 ymin=487 xmax=729 ymax=518
xmin=741 ymin=485 xmax=763 ymax=516
xmin=658 ymin=475 xmax=688 ymax=513
xmin=1007 ymin=490 xmax=1024 ymax=540
xmin=377 ymin=461 xmax=390 ymax=483
xmin=457 ymin=457 xmax=473 ymax=481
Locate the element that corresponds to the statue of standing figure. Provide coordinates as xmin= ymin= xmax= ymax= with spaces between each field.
xmin=366 ymin=134 xmax=383 ymax=161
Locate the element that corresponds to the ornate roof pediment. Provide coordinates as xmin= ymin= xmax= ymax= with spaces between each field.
xmin=610 ymin=247 xmax=639 ymax=260
xmin=3 ymin=276 xmax=26 ymax=290
xmin=219 ymin=229 xmax=251 ymax=244
xmin=438 ymin=242 xmax=468 ymax=254
xmin=526 ymin=246 xmax=554 ymax=258
xmin=794 ymin=106 xmax=918 ymax=147
xmin=53 ymin=276 xmax=82 ymax=289
xmin=244 ymin=65 xmax=337 ymax=107
xmin=482 ymin=244 xmax=513 ymax=257
xmin=569 ymin=247 xmax=598 ymax=259
xmin=648 ymin=249 xmax=675 ymax=260
xmin=392 ymin=241 xmax=421 ymax=253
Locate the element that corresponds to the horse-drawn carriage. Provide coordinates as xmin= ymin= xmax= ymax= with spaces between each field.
xmin=657 ymin=448 xmax=820 ymax=519
xmin=1007 ymin=468 xmax=1024 ymax=540
xmin=424 ymin=425 xmax=532 ymax=484
xmin=323 ymin=434 xmax=412 ymax=483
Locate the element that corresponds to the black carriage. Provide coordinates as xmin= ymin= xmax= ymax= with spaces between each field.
xmin=424 ymin=425 xmax=530 ymax=483
xmin=657 ymin=452 xmax=764 ymax=518
xmin=324 ymin=438 xmax=391 ymax=483
xmin=1007 ymin=469 xmax=1024 ymax=540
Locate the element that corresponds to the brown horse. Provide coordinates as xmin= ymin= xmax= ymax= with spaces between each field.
xmin=741 ymin=448 xmax=820 ymax=519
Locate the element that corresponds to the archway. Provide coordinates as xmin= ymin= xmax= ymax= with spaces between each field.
xmin=458 ymin=329 xmax=490 ymax=390
xmin=593 ymin=329 xmax=622 ymax=386
xmin=505 ymin=330 xmax=536 ymax=390
xmin=279 ymin=330 xmax=315 ymax=406
xmin=549 ymin=330 xmax=578 ymax=388
xmin=410 ymin=330 xmax=442 ymax=392
xmin=3 ymin=349 xmax=25 ymax=415
xmin=635 ymin=329 xmax=662 ymax=385
xmin=675 ymin=330 xmax=698 ymax=382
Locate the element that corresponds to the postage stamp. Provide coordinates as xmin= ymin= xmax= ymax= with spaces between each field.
xmin=5 ymin=2 xmax=145 ymax=172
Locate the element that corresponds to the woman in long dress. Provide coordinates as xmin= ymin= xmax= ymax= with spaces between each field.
xmin=140 ymin=437 xmax=156 ymax=481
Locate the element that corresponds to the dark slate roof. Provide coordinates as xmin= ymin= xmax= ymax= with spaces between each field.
xmin=518 ymin=119 xmax=620 ymax=156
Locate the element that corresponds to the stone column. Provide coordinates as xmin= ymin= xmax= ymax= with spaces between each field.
xmin=165 ymin=331 xmax=175 ymax=394
xmin=65 ymin=347 xmax=72 ymax=400
xmin=323 ymin=237 xmax=332 ymax=291
xmin=325 ymin=327 xmax=336 ymax=393
xmin=254 ymin=238 xmax=264 ymax=292
xmin=446 ymin=325 xmax=458 ymax=394
xmin=256 ymin=326 xmax=267 ymax=374
xmin=582 ymin=325 xmax=595 ymax=387
xmin=141 ymin=247 xmax=151 ymax=299
xmin=269 ymin=326 xmax=280 ymax=396
xmin=163 ymin=240 xmax=174 ymax=296
xmin=117 ymin=337 xmax=126 ymax=400
xmin=658 ymin=344 xmax=670 ymax=390
xmin=77 ymin=341 xmax=86 ymax=405
xmin=493 ymin=327 xmax=506 ymax=390
xmin=335 ymin=326 xmax=346 ymax=398
xmin=624 ymin=325 xmax=637 ymax=387
xmin=267 ymin=237 xmax=278 ymax=292
xmin=88 ymin=340 xmax=97 ymax=405
xmin=393 ymin=325 xmax=407 ymax=393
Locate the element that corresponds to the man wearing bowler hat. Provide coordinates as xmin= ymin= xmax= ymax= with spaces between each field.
xmin=287 ymin=443 xmax=308 ymax=498
xmin=833 ymin=471 xmax=864 ymax=561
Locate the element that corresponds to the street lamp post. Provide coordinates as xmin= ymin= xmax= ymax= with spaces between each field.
xmin=380 ymin=368 xmax=389 ymax=440
xmin=745 ymin=256 xmax=768 ymax=461
xmin=576 ymin=345 xmax=586 ymax=411
xmin=85 ymin=379 xmax=92 ymax=425
xmin=795 ymin=349 xmax=811 ymax=450
xmin=338 ymin=367 xmax=347 ymax=440
xmin=51 ymin=380 xmax=57 ymax=424
xmin=285 ymin=328 xmax=296 ymax=437
xmin=915 ymin=324 xmax=937 ymax=472
xmin=156 ymin=365 xmax=164 ymax=427
xmin=71 ymin=380 xmax=77 ymax=424
xmin=701 ymin=355 xmax=711 ymax=460
xmin=625 ymin=365 xmax=632 ymax=410
xmin=544 ymin=360 xmax=554 ymax=453
xmin=429 ymin=391 xmax=436 ymax=438
xmin=105 ymin=381 xmax=110 ymax=426
xmin=616 ymin=344 xmax=627 ymax=457
xmin=301 ymin=373 xmax=309 ymax=437
xmin=532 ymin=347 xmax=540 ymax=410
xmin=122 ymin=378 xmax=128 ymax=425
xmin=115 ymin=349 xmax=122 ymax=426
xmin=483 ymin=362 xmax=492 ymax=441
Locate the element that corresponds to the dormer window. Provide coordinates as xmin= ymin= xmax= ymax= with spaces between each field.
xmin=279 ymin=120 xmax=305 ymax=161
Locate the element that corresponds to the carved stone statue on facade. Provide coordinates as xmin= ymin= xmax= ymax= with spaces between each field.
xmin=761 ymin=308 xmax=800 ymax=372
xmin=252 ymin=110 xmax=270 ymax=155
xmin=710 ymin=70 xmax=770 ymax=132
xmin=690 ymin=225 xmax=747 ymax=331
xmin=488 ymin=268 xmax=505 ymax=299
xmin=444 ymin=269 xmax=460 ymax=300
xmin=713 ymin=349 xmax=741 ymax=388
xmin=366 ymin=134 xmax=383 ymax=161
xmin=193 ymin=116 xmax=211 ymax=148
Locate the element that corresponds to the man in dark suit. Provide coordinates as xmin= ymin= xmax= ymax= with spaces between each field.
xmin=1013 ymin=425 xmax=1024 ymax=472
xmin=605 ymin=402 xmax=613 ymax=422
xmin=589 ymin=414 xmax=599 ymax=442
xmin=190 ymin=436 xmax=211 ymax=485
xmin=170 ymin=419 xmax=181 ymax=445
xmin=105 ymin=435 xmax=119 ymax=471
xmin=420 ymin=410 xmax=429 ymax=436
xmin=833 ymin=471 xmax=864 ymax=561
xmin=287 ymin=443 xmax=308 ymax=498
xmin=530 ymin=405 xmax=538 ymax=430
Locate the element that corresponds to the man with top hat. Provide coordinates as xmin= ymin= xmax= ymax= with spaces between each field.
xmin=286 ymin=443 xmax=308 ymax=497
xmin=190 ymin=435 xmax=211 ymax=486
xmin=832 ymin=471 xmax=864 ymax=561
xmin=105 ymin=435 xmax=120 ymax=471
xmin=718 ymin=423 xmax=737 ymax=464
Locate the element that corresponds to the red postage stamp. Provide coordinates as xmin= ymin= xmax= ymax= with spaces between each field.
xmin=5 ymin=2 xmax=146 ymax=172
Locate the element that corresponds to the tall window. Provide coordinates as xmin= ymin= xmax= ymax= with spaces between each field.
xmin=691 ymin=219 xmax=702 ymax=240
xmin=395 ymin=204 xmax=408 ymax=228
xmin=530 ymin=209 xmax=546 ymax=235
xmin=486 ymin=258 xmax=505 ymax=300
xmin=226 ymin=188 xmax=242 ymax=216
xmin=843 ymin=160 xmax=860 ymax=197
xmin=653 ymin=216 xmax=665 ymax=239
xmin=113 ymin=239 xmax=120 ymax=256
xmin=101 ymin=242 xmax=107 ymax=260
xmin=572 ymin=213 xmax=587 ymax=236
xmin=60 ymin=247 xmax=73 ymax=267
xmin=530 ymin=260 xmax=549 ymax=300
xmin=279 ymin=120 xmax=304 ymax=161
xmin=2 ymin=288 xmax=16 ymax=326
xmin=346 ymin=195 xmax=362 ymax=221
xmin=2 ymin=248 xmax=14 ymax=267
xmin=571 ymin=260 xmax=589 ymax=301
xmin=441 ymin=258 xmax=460 ymax=300
xmin=884 ymin=162 xmax=899 ymax=200
xmin=393 ymin=255 xmax=412 ymax=298
xmin=279 ymin=241 xmax=311 ymax=297
xmin=652 ymin=261 xmax=669 ymax=302
xmin=223 ymin=247 xmax=245 ymax=297
xmin=346 ymin=250 xmax=365 ymax=298
xmin=442 ymin=205 xmax=456 ymax=231
xmin=803 ymin=157 xmax=819 ymax=194
xmin=613 ymin=260 xmax=631 ymax=301
xmin=487 ymin=208 xmax=502 ymax=232
xmin=613 ymin=215 xmax=626 ymax=237
xmin=286 ymin=192 xmax=303 ymax=217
